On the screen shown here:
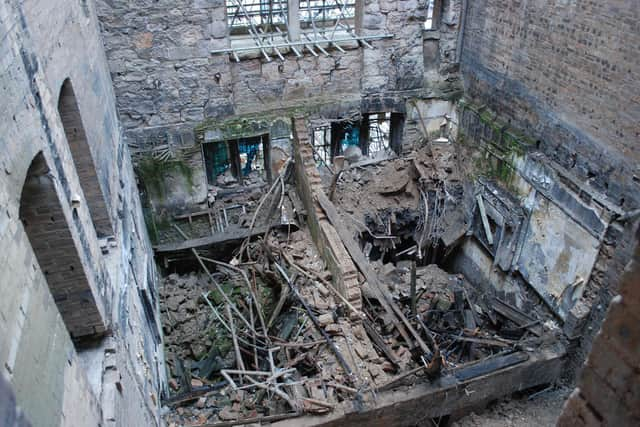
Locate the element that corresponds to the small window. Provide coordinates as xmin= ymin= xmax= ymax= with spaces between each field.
xmin=312 ymin=126 xmax=332 ymax=167
xmin=238 ymin=136 xmax=267 ymax=178
xmin=203 ymin=135 xmax=271 ymax=186
xmin=203 ymin=141 xmax=232 ymax=184
xmin=424 ymin=0 xmax=438 ymax=30
xmin=365 ymin=113 xmax=392 ymax=158
xmin=226 ymin=0 xmax=288 ymax=35
xmin=299 ymin=0 xmax=356 ymax=30
xmin=312 ymin=114 xmax=403 ymax=166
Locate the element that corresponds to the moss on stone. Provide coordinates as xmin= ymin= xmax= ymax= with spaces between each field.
xmin=135 ymin=156 xmax=194 ymax=198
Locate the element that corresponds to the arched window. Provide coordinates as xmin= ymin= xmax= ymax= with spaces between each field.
xmin=58 ymin=78 xmax=113 ymax=238
xmin=19 ymin=153 xmax=106 ymax=339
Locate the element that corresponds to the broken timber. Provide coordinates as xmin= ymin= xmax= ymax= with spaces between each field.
xmin=272 ymin=344 xmax=565 ymax=426
xmin=315 ymin=191 xmax=432 ymax=358
xmin=476 ymin=194 xmax=494 ymax=245
xmin=491 ymin=298 xmax=543 ymax=336
xmin=154 ymin=222 xmax=295 ymax=254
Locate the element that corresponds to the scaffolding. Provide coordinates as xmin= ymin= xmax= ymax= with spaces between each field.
xmin=217 ymin=0 xmax=392 ymax=61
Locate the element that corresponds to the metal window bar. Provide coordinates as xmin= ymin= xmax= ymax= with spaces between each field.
xmin=312 ymin=126 xmax=332 ymax=166
xmin=203 ymin=141 xmax=232 ymax=184
xmin=217 ymin=0 xmax=393 ymax=60
xmin=227 ymin=0 xmax=288 ymax=30
xmin=237 ymin=136 xmax=266 ymax=178
xmin=299 ymin=0 xmax=355 ymax=29
xmin=367 ymin=113 xmax=392 ymax=159
xmin=425 ymin=0 xmax=435 ymax=30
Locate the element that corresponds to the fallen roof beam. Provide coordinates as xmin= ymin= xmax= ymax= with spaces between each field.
xmin=270 ymin=345 xmax=565 ymax=426
xmin=315 ymin=191 xmax=432 ymax=358
xmin=154 ymin=222 xmax=295 ymax=254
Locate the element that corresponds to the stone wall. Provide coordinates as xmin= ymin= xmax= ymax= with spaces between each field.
xmin=95 ymin=0 xmax=464 ymax=149
xmin=557 ymin=228 xmax=640 ymax=426
xmin=0 ymin=0 xmax=163 ymax=425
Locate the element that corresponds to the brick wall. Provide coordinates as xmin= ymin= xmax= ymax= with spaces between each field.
xmin=58 ymin=80 xmax=114 ymax=238
xmin=460 ymin=0 xmax=640 ymax=212
xmin=292 ymin=117 xmax=362 ymax=314
xmin=20 ymin=163 xmax=107 ymax=338
xmin=557 ymin=228 xmax=640 ymax=426
xmin=459 ymin=0 xmax=640 ymax=381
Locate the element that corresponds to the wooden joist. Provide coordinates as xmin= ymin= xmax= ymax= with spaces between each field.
xmin=315 ymin=191 xmax=432 ymax=358
xmin=154 ymin=222 xmax=296 ymax=254
xmin=491 ymin=298 xmax=543 ymax=337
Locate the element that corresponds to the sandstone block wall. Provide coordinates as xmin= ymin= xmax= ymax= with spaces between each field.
xmin=0 ymin=0 xmax=164 ymax=425
xmin=96 ymin=0 xmax=463 ymax=150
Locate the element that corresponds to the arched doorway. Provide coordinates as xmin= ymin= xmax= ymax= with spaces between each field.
xmin=58 ymin=78 xmax=113 ymax=238
xmin=19 ymin=153 xmax=106 ymax=339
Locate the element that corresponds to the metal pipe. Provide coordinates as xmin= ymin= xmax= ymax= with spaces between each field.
xmin=210 ymin=33 xmax=394 ymax=54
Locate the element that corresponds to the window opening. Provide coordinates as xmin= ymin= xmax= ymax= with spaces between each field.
xmin=203 ymin=135 xmax=271 ymax=187
xmin=203 ymin=141 xmax=231 ymax=185
xmin=424 ymin=0 xmax=437 ymax=30
xmin=366 ymin=112 xmax=392 ymax=159
xmin=20 ymin=152 xmax=106 ymax=341
xmin=238 ymin=135 xmax=267 ymax=179
xmin=299 ymin=0 xmax=356 ymax=30
xmin=227 ymin=0 xmax=288 ymax=34
xmin=215 ymin=0 xmax=394 ymax=61
xmin=58 ymin=78 xmax=113 ymax=238
xmin=312 ymin=126 xmax=332 ymax=167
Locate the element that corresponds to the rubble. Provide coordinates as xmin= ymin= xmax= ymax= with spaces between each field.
xmin=158 ymin=134 xmax=564 ymax=426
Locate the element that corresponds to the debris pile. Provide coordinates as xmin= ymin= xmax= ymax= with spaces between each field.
xmin=333 ymin=144 xmax=467 ymax=265
xmin=158 ymin=140 xmax=562 ymax=426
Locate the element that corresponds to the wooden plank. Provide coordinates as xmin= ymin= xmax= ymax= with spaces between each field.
xmin=315 ymin=191 xmax=432 ymax=358
xmin=363 ymin=318 xmax=400 ymax=369
xmin=154 ymin=222 xmax=294 ymax=253
xmin=199 ymin=412 xmax=300 ymax=427
xmin=453 ymin=352 xmax=529 ymax=382
xmin=476 ymin=194 xmax=494 ymax=245
xmin=273 ymin=345 xmax=565 ymax=427
xmin=492 ymin=298 xmax=543 ymax=336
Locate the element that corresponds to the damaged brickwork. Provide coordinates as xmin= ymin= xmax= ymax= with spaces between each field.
xmin=292 ymin=117 xmax=363 ymax=315
xmin=557 ymin=228 xmax=640 ymax=426
xmin=459 ymin=1 xmax=640 ymax=380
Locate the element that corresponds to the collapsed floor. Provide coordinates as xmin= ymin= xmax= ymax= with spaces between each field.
xmin=155 ymin=136 xmax=567 ymax=426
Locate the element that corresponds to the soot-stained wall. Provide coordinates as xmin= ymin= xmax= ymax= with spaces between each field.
xmin=458 ymin=0 xmax=640 ymax=379
xmin=460 ymin=0 xmax=640 ymax=211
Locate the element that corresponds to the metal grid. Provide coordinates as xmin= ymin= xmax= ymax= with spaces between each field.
xmin=299 ymin=0 xmax=356 ymax=29
xmin=238 ymin=136 xmax=266 ymax=178
xmin=367 ymin=112 xmax=392 ymax=158
xmin=203 ymin=141 xmax=231 ymax=184
xmin=312 ymin=126 xmax=332 ymax=166
xmin=227 ymin=0 xmax=288 ymax=32
xmin=215 ymin=0 xmax=393 ymax=61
